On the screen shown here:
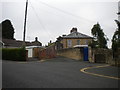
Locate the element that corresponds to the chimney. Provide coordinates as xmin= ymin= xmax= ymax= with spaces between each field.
xmin=35 ymin=37 xmax=38 ymax=42
xmin=70 ymin=28 xmax=77 ymax=33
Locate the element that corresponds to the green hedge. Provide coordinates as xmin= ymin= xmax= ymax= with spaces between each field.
xmin=2 ymin=48 xmax=27 ymax=61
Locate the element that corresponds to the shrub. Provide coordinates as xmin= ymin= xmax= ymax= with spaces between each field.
xmin=2 ymin=48 xmax=27 ymax=61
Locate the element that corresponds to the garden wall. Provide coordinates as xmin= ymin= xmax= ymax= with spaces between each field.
xmin=91 ymin=48 xmax=120 ymax=66
xmin=57 ymin=48 xmax=82 ymax=61
xmin=39 ymin=45 xmax=56 ymax=60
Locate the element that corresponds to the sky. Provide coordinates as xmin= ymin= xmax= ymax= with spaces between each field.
xmin=0 ymin=0 xmax=119 ymax=48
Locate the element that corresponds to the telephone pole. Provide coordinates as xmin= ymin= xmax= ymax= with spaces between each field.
xmin=23 ymin=0 xmax=28 ymax=47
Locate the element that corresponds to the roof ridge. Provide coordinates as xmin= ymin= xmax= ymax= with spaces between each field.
xmin=62 ymin=31 xmax=92 ymax=38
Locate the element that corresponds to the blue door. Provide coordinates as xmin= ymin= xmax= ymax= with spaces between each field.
xmin=83 ymin=47 xmax=88 ymax=61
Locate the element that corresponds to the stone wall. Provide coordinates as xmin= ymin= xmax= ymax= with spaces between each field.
xmin=60 ymin=38 xmax=92 ymax=49
xmin=92 ymin=49 xmax=113 ymax=63
xmin=57 ymin=48 xmax=83 ymax=61
xmin=112 ymin=48 xmax=120 ymax=66
xmin=91 ymin=48 xmax=120 ymax=66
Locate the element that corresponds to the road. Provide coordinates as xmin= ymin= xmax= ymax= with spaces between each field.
xmin=2 ymin=57 xmax=119 ymax=88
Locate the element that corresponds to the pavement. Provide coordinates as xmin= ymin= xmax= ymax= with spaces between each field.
xmin=2 ymin=56 xmax=120 ymax=88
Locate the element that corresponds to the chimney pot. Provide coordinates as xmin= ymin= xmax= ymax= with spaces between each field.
xmin=35 ymin=37 xmax=38 ymax=41
xmin=70 ymin=28 xmax=77 ymax=33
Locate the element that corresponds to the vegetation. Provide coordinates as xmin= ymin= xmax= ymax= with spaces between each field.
xmin=1 ymin=19 xmax=15 ymax=39
xmin=112 ymin=20 xmax=120 ymax=52
xmin=2 ymin=48 xmax=27 ymax=61
xmin=90 ymin=23 xmax=108 ymax=48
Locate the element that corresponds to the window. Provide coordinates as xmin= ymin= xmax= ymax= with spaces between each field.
xmin=85 ymin=40 xmax=88 ymax=45
xmin=77 ymin=40 xmax=80 ymax=45
xmin=67 ymin=40 xmax=72 ymax=47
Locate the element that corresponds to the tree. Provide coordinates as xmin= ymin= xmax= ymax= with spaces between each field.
xmin=1 ymin=19 xmax=15 ymax=39
xmin=91 ymin=23 xmax=108 ymax=48
xmin=112 ymin=20 xmax=120 ymax=51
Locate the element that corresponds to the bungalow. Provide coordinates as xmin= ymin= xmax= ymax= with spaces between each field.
xmin=2 ymin=37 xmax=43 ymax=58
xmin=2 ymin=37 xmax=42 ymax=48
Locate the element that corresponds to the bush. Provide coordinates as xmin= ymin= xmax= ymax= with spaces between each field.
xmin=2 ymin=48 xmax=27 ymax=61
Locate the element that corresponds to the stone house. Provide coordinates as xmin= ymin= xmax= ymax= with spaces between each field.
xmin=56 ymin=28 xmax=93 ymax=49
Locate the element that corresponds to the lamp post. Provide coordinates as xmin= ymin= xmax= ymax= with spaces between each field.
xmin=23 ymin=0 xmax=28 ymax=47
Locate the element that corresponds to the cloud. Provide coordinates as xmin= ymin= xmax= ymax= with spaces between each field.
xmin=1 ymin=1 xmax=118 ymax=48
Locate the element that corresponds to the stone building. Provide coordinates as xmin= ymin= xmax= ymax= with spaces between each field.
xmin=56 ymin=28 xmax=93 ymax=49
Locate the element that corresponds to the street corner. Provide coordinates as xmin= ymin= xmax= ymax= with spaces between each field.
xmin=80 ymin=65 xmax=120 ymax=80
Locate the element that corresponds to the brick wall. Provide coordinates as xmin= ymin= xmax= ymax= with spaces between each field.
xmin=39 ymin=45 xmax=56 ymax=60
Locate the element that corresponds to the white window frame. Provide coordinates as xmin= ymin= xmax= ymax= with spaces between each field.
xmin=67 ymin=40 xmax=72 ymax=47
xmin=85 ymin=40 xmax=88 ymax=45
xmin=77 ymin=40 xmax=80 ymax=45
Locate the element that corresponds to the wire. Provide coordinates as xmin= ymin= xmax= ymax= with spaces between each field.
xmin=35 ymin=0 xmax=95 ymax=23
xmin=35 ymin=0 xmax=115 ymax=29
xmin=29 ymin=1 xmax=46 ymax=31
xmin=29 ymin=0 xmax=55 ymax=41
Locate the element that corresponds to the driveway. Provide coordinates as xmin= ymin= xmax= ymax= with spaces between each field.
xmin=2 ymin=57 xmax=119 ymax=88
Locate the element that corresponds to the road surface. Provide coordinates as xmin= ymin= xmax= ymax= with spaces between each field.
xmin=2 ymin=57 xmax=119 ymax=88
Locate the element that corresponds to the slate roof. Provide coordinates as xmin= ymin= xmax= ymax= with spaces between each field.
xmin=2 ymin=39 xmax=31 ymax=47
xmin=62 ymin=32 xmax=93 ymax=39
xmin=2 ymin=38 xmax=42 ymax=47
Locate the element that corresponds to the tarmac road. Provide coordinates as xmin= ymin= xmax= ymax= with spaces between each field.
xmin=2 ymin=57 xmax=119 ymax=88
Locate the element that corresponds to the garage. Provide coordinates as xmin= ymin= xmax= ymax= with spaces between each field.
xmin=26 ymin=46 xmax=44 ymax=58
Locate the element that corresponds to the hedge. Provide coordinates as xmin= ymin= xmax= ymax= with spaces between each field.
xmin=2 ymin=48 xmax=27 ymax=61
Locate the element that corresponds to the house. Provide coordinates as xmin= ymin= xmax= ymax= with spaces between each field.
xmin=2 ymin=37 xmax=43 ymax=58
xmin=25 ymin=37 xmax=43 ymax=58
xmin=56 ymin=28 xmax=93 ymax=61
xmin=31 ymin=37 xmax=42 ymax=46
xmin=2 ymin=38 xmax=31 ymax=48
xmin=56 ymin=28 xmax=93 ymax=49
xmin=2 ymin=37 xmax=42 ymax=48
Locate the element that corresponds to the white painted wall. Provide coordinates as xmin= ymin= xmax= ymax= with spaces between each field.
xmin=26 ymin=48 xmax=33 ymax=58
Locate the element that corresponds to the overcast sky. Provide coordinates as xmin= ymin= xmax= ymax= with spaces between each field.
xmin=0 ymin=0 xmax=119 ymax=48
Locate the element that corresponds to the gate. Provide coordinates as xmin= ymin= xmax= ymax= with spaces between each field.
xmin=83 ymin=47 xmax=88 ymax=61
